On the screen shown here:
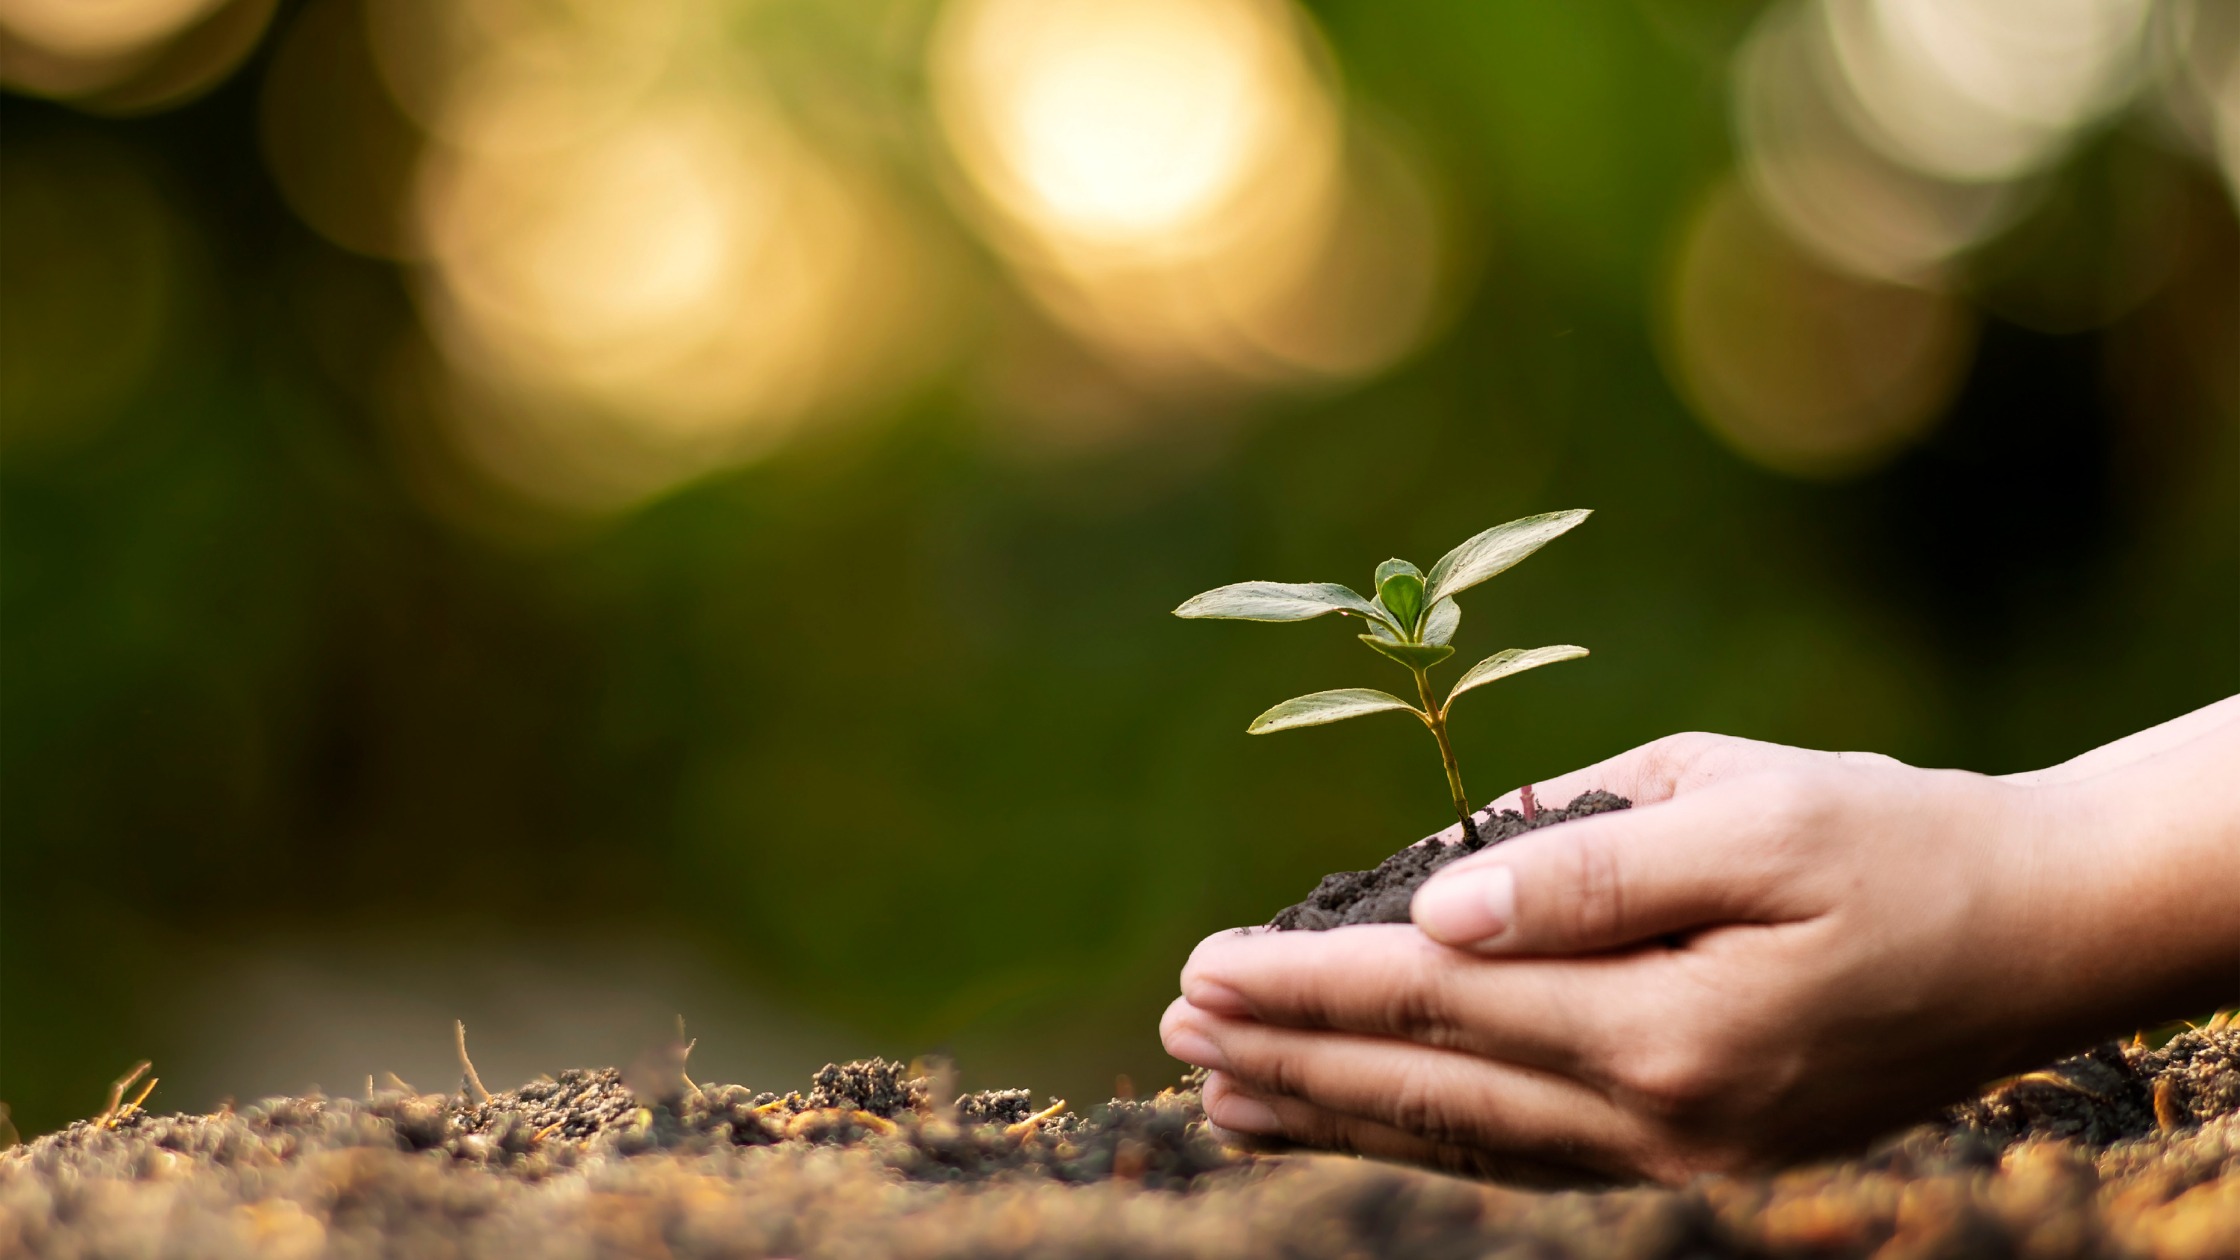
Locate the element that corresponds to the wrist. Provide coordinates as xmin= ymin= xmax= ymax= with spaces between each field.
xmin=2008 ymin=757 xmax=2240 ymax=1044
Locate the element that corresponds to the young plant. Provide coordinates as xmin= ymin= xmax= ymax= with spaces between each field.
xmin=1175 ymin=510 xmax=1591 ymax=843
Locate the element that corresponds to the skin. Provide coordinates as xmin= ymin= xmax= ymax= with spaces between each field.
xmin=1161 ymin=695 xmax=2240 ymax=1184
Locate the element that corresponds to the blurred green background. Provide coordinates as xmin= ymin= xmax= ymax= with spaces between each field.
xmin=3 ymin=0 xmax=2233 ymax=1139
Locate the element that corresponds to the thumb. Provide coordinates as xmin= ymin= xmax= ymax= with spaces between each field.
xmin=1410 ymin=781 xmax=1805 ymax=953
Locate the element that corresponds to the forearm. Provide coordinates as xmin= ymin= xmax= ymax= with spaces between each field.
xmin=2024 ymin=705 xmax=2240 ymax=1041
xmin=2006 ymin=693 xmax=2240 ymax=786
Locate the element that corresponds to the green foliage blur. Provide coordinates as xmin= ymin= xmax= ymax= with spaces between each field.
xmin=3 ymin=0 xmax=2233 ymax=1139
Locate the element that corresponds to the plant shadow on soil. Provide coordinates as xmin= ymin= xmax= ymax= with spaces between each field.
xmin=7 ymin=796 xmax=2239 ymax=1257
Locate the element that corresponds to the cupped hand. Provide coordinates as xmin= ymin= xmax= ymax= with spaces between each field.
xmin=1161 ymin=732 xmax=2144 ymax=1183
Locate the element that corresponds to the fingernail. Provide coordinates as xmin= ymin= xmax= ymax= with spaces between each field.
xmin=1182 ymin=978 xmax=1250 ymax=1016
xmin=1211 ymin=1090 xmax=1281 ymax=1134
xmin=1412 ymin=865 xmax=1515 ymax=946
xmin=1162 ymin=1027 xmax=1231 ymax=1073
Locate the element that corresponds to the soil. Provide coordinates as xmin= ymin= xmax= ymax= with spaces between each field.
xmin=1271 ymin=790 xmax=1632 ymax=929
xmin=8 ymin=1022 xmax=2238 ymax=1258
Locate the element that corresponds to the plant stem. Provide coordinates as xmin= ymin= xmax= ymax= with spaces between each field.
xmin=1413 ymin=668 xmax=1477 ymax=843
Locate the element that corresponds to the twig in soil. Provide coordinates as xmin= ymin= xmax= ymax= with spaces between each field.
xmin=455 ymin=1021 xmax=492 ymax=1106
xmin=382 ymin=1071 xmax=419 ymax=1095
xmin=1520 ymin=783 xmax=1538 ymax=822
xmin=676 ymin=1016 xmax=702 ymax=1098
xmin=1992 ymin=1070 xmax=2111 ymax=1105
xmin=782 ymin=1109 xmax=899 ymax=1139
xmin=99 ymin=1062 xmax=153 ymax=1127
xmin=2154 ymin=1077 xmax=2184 ymax=1131
xmin=1006 ymin=1099 xmax=1068 ymax=1138
xmin=120 ymin=1074 xmax=158 ymax=1121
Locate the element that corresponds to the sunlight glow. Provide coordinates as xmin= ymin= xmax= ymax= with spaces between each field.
xmin=1661 ymin=179 xmax=1975 ymax=478
xmin=992 ymin=2 xmax=1279 ymax=246
xmin=0 ymin=0 xmax=225 ymax=60
xmin=1736 ymin=2 xmax=2021 ymax=285
xmin=379 ymin=0 xmax=942 ymax=511
xmin=0 ymin=0 xmax=273 ymax=107
xmin=1825 ymin=0 xmax=2152 ymax=183
xmin=1732 ymin=0 xmax=2173 ymax=288
xmin=930 ymin=0 xmax=1441 ymax=385
xmin=412 ymin=95 xmax=932 ymax=510
xmin=365 ymin=0 xmax=687 ymax=158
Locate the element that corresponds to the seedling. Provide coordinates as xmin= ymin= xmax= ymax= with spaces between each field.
xmin=1175 ymin=510 xmax=1591 ymax=843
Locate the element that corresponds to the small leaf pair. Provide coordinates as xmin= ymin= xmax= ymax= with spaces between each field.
xmin=1175 ymin=510 xmax=1593 ymax=841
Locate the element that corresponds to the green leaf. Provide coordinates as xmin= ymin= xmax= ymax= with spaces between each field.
xmin=1364 ymin=594 xmax=1403 ymax=642
xmin=1174 ymin=581 xmax=1384 ymax=624
xmin=1423 ymin=510 xmax=1592 ymax=605
xmin=1443 ymin=645 xmax=1589 ymax=712
xmin=1248 ymin=688 xmax=1421 ymax=734
xmin=1359 ymin=636 xmax=1455 ymax=670
xmin=1373 ymin=558 xmax=1423 ymax=586
xmin=1422 ymin=597 xmax=1460 ymax=647
xmin=1374 ymin=559 xmax=1425 ymax=634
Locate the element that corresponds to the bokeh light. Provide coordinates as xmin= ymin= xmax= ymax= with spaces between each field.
xmin=259 ymin=0 xmax=424 ymax=260
xmin=411 ymin=96 xmax=933 ymax=511
xmin=1731 ymin=0 xmax=2189 ymax=292
xmin=1733 ymin=0 xmax=2025 ymax=286
xmin=0 ymin=0 xmax=273 ymax=110
xmin=933 ymin=0 xmax=1331 ymax=253
xmin=348 ymin=0 xmax=950 ymax=511
xmin=1703 ymin=0 xmax=2233 ymax=474
xmin=1824 ymin=0 xmax=2151 ymax=184
xmin=0 ymin=0 xmax=226 ymax=62
xmin=2161 ymin=0 xmax=2240 ymax=200
xmin=364 ymin=0 xmax=687 ymax=159
xmin=929 ymin=0 xmax=1442 ymax=383
xmin=1660 ymin=178 xmax=1976 ymax=477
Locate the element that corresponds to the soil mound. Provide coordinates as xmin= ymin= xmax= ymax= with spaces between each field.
xmin=1272 ymin=790 xmax=1631 ymax=929
xmin=7 ymin=1025 xmax=2238 ymax=1257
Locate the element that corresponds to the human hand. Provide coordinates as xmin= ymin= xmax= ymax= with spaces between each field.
xmin=1162 ymin=714 xmax=2240 ymax=1182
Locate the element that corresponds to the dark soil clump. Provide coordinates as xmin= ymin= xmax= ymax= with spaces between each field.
xmin=1272 ymin=790 xmax=1631 ymax=929
xmin=1944 ymin=1025 xmax=2240 ymax=1146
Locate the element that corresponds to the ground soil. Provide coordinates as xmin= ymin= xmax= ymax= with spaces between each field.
xmin=7 ymin=1021 xmax=2238 ymax=1258
xmin=1271 ymin=790 xmax=1631 ymax=929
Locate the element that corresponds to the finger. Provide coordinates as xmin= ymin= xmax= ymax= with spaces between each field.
xmin=1412 ymin=773 xmax=1828 ymax=953
xmin=1417 ymin=732 xmax=1782 ymax=847
xmin=1178 ymin=926 xmax=1642 ymax=1078
xmin=1202 ymin=1072 xmax=1631 ymax=1185
xmin=1199 ymin=1071 xmax=1512 ymax=1173
xmin=1482 ymin=731 xmax=1834 ymax=818
xmin=1168 ymin=1008 xmax=1648 ymax=1179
